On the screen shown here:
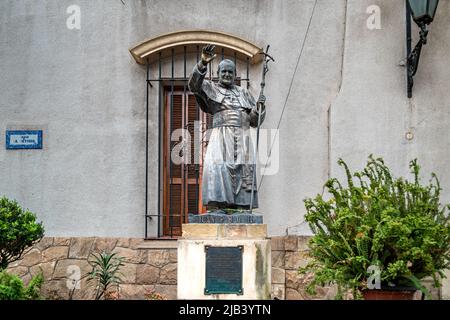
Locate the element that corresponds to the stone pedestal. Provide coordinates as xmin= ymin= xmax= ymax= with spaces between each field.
xmin=177 ymin=224 xmax=271 ymax=300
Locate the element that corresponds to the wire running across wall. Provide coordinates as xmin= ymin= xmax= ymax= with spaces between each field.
xmin=257 ymin=0 xmax=318 ymax=192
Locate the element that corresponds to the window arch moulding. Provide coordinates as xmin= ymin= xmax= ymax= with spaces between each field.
xmin=129 ymin=30 xmax=263 ymax=65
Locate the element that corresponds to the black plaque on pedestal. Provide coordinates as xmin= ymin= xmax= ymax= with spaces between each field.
xmin=204 ymin=246 xmax=243 ymax=295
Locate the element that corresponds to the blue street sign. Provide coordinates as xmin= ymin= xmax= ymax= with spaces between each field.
xmin=6 ymin=130 xmax=43 ymax=149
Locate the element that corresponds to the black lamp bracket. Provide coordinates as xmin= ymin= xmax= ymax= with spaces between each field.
xmin=406 ymin=1 xmax=433 ymax=98
xmin=408 ymin=23 xmax=429 ymax=79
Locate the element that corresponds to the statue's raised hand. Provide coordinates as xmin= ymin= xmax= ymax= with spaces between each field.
xmin=201 ymin=44 xmax=217 ymax=66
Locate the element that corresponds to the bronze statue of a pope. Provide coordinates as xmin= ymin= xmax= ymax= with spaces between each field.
xmin=189 ymin=44 xmax=266 ymax=210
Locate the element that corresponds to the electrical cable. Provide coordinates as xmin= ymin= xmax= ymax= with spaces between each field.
xmin=258 ymin=0 xmax=318 ymax=191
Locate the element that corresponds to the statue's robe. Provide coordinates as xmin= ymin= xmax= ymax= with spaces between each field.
xmin=188 ymin=64 xmax=265 ymax=209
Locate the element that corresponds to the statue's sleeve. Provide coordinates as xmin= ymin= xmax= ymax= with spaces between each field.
xmin=247 ymin=90 xmax=266 ymax=127
xmin=188 ymin=63 xmax=207 ymax=93
xmin=188 ymin=63 xmax=212 ymax=114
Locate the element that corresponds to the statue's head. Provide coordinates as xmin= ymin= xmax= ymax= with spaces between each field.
xmin=217 ymin=59 xmax=236 ymax=88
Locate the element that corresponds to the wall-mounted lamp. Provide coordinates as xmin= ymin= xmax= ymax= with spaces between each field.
xmin=406 ymin=0 xmax=439 ymax=98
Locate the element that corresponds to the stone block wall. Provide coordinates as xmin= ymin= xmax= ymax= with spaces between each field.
xmin=6 ymin=236 xmax=444 ymax=300
xmin=270 ymin=235 xmax=336 ymax=300
xmin=6 ymin=237 xmax=178 ymax=300
xmin=8 ymin=235 xmax=323 ymax=300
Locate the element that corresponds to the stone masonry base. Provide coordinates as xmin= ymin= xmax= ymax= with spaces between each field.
xmin=6 ymin=236 xmax=445 ymax=300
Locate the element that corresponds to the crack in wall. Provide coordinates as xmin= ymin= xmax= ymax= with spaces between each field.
xmin=327 ymin=0 xmax=348 ymax=180
xmin=286 ymin=0 xmax=349 ymax=237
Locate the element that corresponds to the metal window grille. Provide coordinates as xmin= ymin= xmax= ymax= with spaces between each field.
xmin=144 ymin=45 xmax=251 ymax=239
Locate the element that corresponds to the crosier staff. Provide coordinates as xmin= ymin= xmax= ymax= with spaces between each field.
xmin=250 ymin=45 xmax=275 ymax=214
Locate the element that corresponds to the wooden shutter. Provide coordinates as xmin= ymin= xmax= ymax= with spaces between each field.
xmin=163 ymin=88 xmax=209 ymax=237
xmin=163 ymin=92 xmax=183 ymax=237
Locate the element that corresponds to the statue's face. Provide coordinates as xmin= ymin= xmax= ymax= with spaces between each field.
xmin=218 ymin=61 xmax=236 ymax=87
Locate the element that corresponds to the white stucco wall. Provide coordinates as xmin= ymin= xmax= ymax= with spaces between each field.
xmin=1 ymin=0 xmax=449 ymax=240
xmin=331 ymin=0 xmax=450 ymax=189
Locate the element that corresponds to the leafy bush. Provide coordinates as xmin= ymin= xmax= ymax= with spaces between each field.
xmin=0 ymin=197 xmax=44 ymax=270
xmin=88 ymin=251 xmax=124 ymax=300
xmin=0 ymin=270 xmax=43 ymax=300
xmin=301 ymin=156 xmax=450 ymax=299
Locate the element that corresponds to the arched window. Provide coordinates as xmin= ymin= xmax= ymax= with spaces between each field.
xmin=130 ymin=30 xmax=262 ymax=238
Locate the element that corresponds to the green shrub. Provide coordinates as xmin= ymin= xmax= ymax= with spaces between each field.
xmin=0 ymin=270 xmax=43 ymax=300
xmin=301 ymin=156 xmax=450 ymax=299
xmin=0 ymin=197 xmax=44 ymax=270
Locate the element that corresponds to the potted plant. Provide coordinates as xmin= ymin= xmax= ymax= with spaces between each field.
xmin=300 ymin=156 xmax=450 ymax=300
